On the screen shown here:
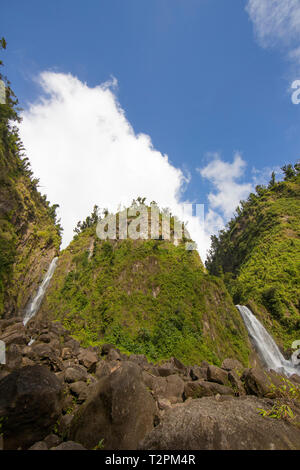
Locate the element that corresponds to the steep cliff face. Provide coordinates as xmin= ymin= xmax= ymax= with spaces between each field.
xmin=0 ymin=76 xmax=62 ymax=319
xmin=206 ymin=167 xmax=300 ymax=351
xmin=40 ymin=214 xmax=250 ymax=366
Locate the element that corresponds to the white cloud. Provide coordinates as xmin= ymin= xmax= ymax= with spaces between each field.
xmin=19 ymin=72 xmax=212 ymax=260
xmin=20 ymin=72 xmax=272 ymax=262
xmin=289 ymin=46 xmax=300 ymax=65
xmin=246 ymin=0 xmax=300 ymax=67
xmin=198 ymin=153 xmax=253 ymax=219
xmin=196 ymin=153 xmax=254 ymax=259
xmin=196 ymin=156 xmax=282 ymax=255
xmin=246 ymin=0 xmax=300 ymax=47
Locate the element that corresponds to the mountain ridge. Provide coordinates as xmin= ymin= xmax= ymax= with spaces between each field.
xmin=206 ymin=165 xmax=300 ymax=351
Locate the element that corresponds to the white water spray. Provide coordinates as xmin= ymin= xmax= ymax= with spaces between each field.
xmin=237 ymin=305 xmax=300 ymax=377
xmin=23 ymin=257 xmax=58 ymax=326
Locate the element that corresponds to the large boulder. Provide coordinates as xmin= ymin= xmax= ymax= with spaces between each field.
xmin=69 ymin=381 xmax=89 ymax=404
xmin=101 ymin=343 xmax=119 ymax=356
xmin=228 ymin=371 xmax=246 ymax=396
xmin=70 ymin=362 xmax=157 ymax=450
xmin=159 ymin=357 xmax=187 ymax=375
xmin=27 ymin=343 xmax=63 ymax=372
xmin=140 ymin=396 xmax=300 ymax=450
xmin=189 ymin=366 xmax=208 ymax=381
xmin=241 ymin=367 xmax=287 ymax=397
xmin=184 ymin=380 xmax=234 ymax=399
xmin=0 ymin=322 xmax=28 ymax=346
xmin=221 ymin=358 xmax=244 ymax=373
xmin=43 ymin=433 xmax=62 ymax=449
xmin=94 ymin=360 xmax=117 ymax=379
xmin=128 ymin=354 xmax=149 ymax=368
xmin=290 ymin=374 xmax=300 ymax=385
xmin=28 ymin=441 xmax=48 ymax=450
xmin=78 ymin=349 xmax=98 ymax=373
xmin=2 ymin=343 xmax=22 ymax=371
xmin=51 ymin=441 xmax=87 ymax=450
xmin=207 ymin=365 xmax=230 ymax=386
xmin=142 ymin=372 xmax=185 ymax=403
xmin=0 ymin=365 xmax=63 ymax=449
xmin=64 ymin=338 xmax=81 ymax=356
xmin=106 ymin=348 xmax=122 ymax=362
xmin=64 ymin=365 xmax=88 ymax=383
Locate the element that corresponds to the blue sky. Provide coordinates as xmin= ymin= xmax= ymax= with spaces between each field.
xmin=1 ymin=0 xmax=300 ymax=258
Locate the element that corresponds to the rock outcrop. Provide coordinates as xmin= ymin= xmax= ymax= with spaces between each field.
xmin=0 ymin=365 xmax=63 ymax=449
xmin=139 ymin=396 xmax=300 ymax=450
xmin=70 ymin=362 xmax=157 ymax=450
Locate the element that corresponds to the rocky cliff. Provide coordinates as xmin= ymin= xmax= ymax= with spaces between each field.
xmin=0 ymin=69 xmax=62 ymax=319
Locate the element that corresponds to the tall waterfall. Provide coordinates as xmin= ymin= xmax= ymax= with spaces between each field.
xmin=23 ymin=257 xmax=58 ymax=326
xmin=237 ymin=305 xmax=300 ymax=377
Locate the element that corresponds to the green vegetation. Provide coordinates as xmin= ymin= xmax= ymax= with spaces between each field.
xmin=258 ymin=377 xmax=300 ymax=423
xmin=41 ymin=203 xmax=250 ymax=366
xmin=258 ymin=403 xmax=295 ymax=421
xmin=0 ymin=416 xmax=6 ymax=437
xmin=206 ymin=164 xmax=300 ymax=350
xmin=93 ymin=439 xmax=105 ymax=450
xmin=0 ymin=38 xmax=62 ymax=317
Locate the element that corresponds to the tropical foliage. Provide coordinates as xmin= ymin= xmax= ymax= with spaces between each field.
xmin=206 ymin=163 xmax=300 ymax=349
xmin=41 ymin=204 xmax=250 ymax=366
xmin=0 ymin=38 xmax=62 ymax=315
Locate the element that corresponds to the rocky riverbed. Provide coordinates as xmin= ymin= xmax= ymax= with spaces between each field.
xmin=1 ymin=318 xmax=300 ymax=450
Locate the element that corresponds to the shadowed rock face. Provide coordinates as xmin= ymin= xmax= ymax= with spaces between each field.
xmin=139 ymin=396 xmax=300 ymax=450
xmin=70 ymin=361 xmax=158 ymax=450
xmin=0 ymin=365 xmax=63 ymax=449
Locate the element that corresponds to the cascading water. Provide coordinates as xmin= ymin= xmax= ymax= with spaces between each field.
xmin=23 ymin=257 xmax=58 ymax=326
xmin=237 ymin=305 xmax=300 ymax=377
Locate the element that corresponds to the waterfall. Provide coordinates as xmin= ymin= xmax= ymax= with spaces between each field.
xmin=23 ymin=257 xmax=58 ymax=326
xmin=237 ymin=305 xmax=300 ymax=377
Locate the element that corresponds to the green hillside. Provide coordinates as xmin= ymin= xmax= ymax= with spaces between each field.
xmin=206 ymin=165 xmax=300 ymax=350
xmin=40 ymin=207 xmax=250 ymax=366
